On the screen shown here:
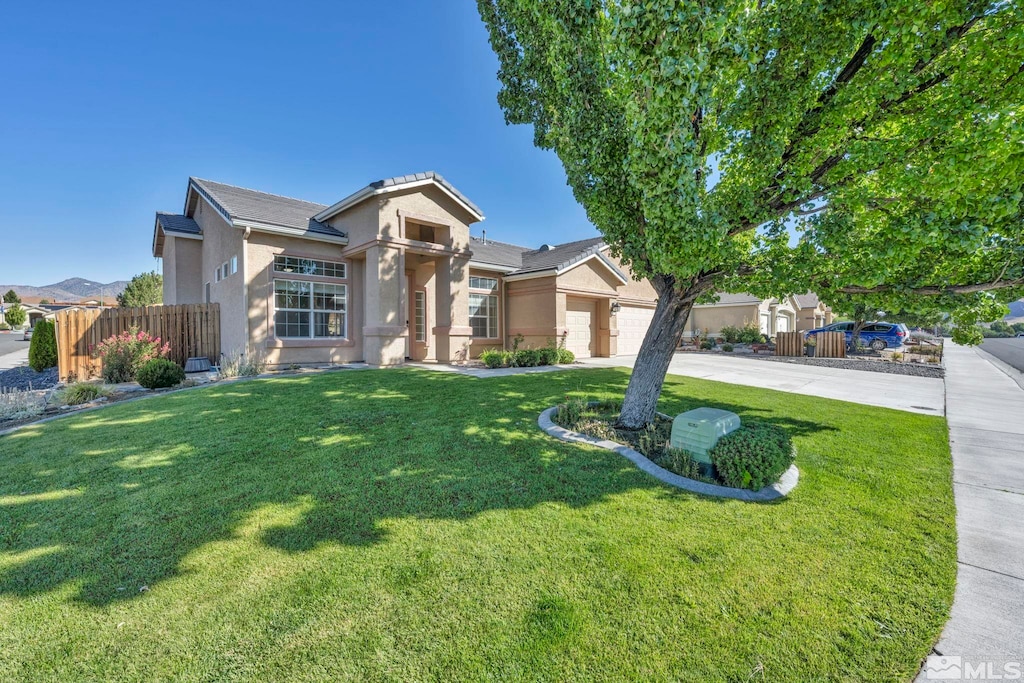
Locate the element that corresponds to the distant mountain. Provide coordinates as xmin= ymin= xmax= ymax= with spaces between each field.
xmin=1006 ymin=298 xmax=1024 ymax=322
xmin=0 ymin=278 xmax=128 ymax=303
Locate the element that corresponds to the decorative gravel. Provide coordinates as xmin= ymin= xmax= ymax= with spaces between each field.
xmin=746 ymin=354 xmax=944 ymax=378
xmin=0 ymin=366 xmax=60 ymax=391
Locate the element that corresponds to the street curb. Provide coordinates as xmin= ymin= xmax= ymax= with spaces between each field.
xmin=975 ymin=346 xmax=1024 ymax=392
xmin=537 ymin=406 xmax=799 ymax=501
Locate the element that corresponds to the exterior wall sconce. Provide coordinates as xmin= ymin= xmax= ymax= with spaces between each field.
xmin=610 ymin=301 xmax=621 ymax=314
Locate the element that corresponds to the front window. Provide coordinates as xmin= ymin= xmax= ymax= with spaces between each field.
xmin=469 ymin=276 xmax=498 ymax=291
xmin=274 ymin=279 xmax=347 ymax=339
xmin=414 ymin=291 xmax=426 ymax=342
xmin=469 ymin=293 xmax=498 ymax=338
xmin=274 ymin=255 xmax=346 ymax=279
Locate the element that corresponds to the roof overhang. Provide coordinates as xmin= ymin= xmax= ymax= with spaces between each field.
xmin=152 ymin=216 xmax=203 ymax=258
xmin=468 ymin=261 xmax=520 ymax=274
xmin=503 ymin=252 xmax=629 ymax=285
xmin=314 ymin=177 xmax=485 ymax=224
xmin=233 ymin=219 xmax=348 ymax=245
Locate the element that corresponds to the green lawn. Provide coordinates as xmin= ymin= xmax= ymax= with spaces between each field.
xmin=0 ymin=368 xmax=954 ymax=681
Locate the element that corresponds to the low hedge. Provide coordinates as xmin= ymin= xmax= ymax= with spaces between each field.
xmin=479 ymin=347 xmax=575 ymax=369
xmin=136 ymin=358 xmax=185 ymax=389
xmin=710 ymin=422 xmax=794 ymax=491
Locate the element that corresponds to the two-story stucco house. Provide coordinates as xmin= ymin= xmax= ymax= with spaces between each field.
xmin=152 ymin=172 xmax=660 ymax=367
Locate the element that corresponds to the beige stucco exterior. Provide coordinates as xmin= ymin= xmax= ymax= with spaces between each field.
xmin=157 ymin=176 xmax=831 ymax=367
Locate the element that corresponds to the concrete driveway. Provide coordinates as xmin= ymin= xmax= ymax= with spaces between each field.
xmin=581 ymin=352 xmax=945 ymax=415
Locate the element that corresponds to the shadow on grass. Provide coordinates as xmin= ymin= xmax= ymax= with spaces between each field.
xmin=0 ymin=368 xmax=835 ymax=605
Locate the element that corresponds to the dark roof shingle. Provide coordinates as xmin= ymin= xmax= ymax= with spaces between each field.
xmin=190 ymin=178 xmax=345 ymax=239
xmin=519 ymin=237 xmax=606 ymax=274
xmin=156 ymin=212 xmax=201 ymax=235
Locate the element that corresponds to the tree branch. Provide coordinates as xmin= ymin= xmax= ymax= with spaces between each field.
xmin=837 ymin=278 xmax=1024 ymax=296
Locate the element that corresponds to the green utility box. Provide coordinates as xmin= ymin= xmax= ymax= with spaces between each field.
xmin=670 ymin=408 xmax=741 ymax=465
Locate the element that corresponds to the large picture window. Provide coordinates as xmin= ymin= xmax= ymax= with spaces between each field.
xmin=274 ymin=279 xmax=347 ymax=339
xmin=273 ymin=255 xmax=346 ymax=279
xmin=469 ymin=293 xmax=498 ymax=338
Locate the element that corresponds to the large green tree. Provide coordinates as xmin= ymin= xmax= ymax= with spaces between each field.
xmin=479 ymin=0 xmax=1024 ymax=427
xmin=117 ymin=271 xmax=163 ymax=308
xmin=3 ymin=289 xmax=21 ymax=304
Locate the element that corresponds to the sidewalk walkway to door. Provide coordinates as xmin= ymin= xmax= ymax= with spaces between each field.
xmin=581 ymin=352 xmax=945 ymax=415
xmin=916 ymin=343 xmax=1024 ymax=678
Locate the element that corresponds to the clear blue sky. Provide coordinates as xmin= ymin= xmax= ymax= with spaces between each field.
xmin=0 ymin=0 xmax=594 ymax=286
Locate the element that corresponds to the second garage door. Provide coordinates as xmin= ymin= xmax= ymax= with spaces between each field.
xmin=565 ymin=298 xmax=596 ymax=358
xmin=616 ymin=305 xmax=655 ymax=356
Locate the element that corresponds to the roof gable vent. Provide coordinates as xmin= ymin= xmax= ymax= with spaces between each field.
xmin=538 ymin=244 xmax=555 ymax=252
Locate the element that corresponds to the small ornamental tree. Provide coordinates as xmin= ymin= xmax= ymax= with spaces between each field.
xmin=28 ymin=320 xmax=58 ymax=371
xmin=4 ymin=303 xmax=26 ymax=329
xmin=478 ymin=0 xmax=1024 ymax=427
xmin=117 ymin=271 xmax=163 ymax=308
xmin=3 ymin=289 xmax=20 ymax=304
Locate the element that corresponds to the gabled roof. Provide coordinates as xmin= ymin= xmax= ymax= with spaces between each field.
xmin=700 ymin=292 xmax=763 ymax=306
xmin=189 ymin=178 xmax=345 ymax=240
xmin=519 ymin=237 xmax=606 ymax=274
xmin=792 ymin=292 xmax=823 ymax=309
xmin=314 ymin=171 xmax=484 ymax=223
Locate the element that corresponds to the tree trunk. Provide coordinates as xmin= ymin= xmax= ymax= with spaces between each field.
xmin=616 ymin=281 xmax=696 ymax=430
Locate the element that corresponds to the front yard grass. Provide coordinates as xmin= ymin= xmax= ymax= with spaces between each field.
xmin=0 ymin=368 xmax=954 ymax=681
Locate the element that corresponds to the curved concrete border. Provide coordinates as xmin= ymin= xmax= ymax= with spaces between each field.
xmin=538 ymin=407 xmax=799 ymax=501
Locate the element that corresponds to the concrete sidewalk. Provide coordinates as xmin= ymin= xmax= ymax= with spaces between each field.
xmin=0 ymin=347 xmax=29 ymax=371
xmin=582 ymin=352 xmax=946 ymax=415
xmin=918 ymin=344 xmax=1024 ymax=679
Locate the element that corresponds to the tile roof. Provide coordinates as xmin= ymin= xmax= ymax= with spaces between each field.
xmin=792 ymin=292 xmax=822 ymax=309
xmin=370 ymin=171 xmax=484 ymax=220
xmin=189 ymin=178 xmax=345 ymax=239
xmin=468 ymin=236 xmax=528 ymax=269
xmin=519 ymin=237 xmax=606 ymax=274
xmin=156 ymin=212 xmax=201 ymax=235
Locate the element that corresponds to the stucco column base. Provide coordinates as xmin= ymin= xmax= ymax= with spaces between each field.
xmin=434 ymin=326 xmax=474 ymax=363
xmin=363 ymin=325 xmax=408 ymax=367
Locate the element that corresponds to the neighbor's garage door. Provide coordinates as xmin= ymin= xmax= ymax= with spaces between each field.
xmin=616 ymin=305 xmax=655 ymax=356
xmin=565 ymin=298 xmax=596 ymax=358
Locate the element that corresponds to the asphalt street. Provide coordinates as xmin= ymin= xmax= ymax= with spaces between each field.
xmin=0 ymin=333 xmax=28 ymax=358
xmin=980 ymin=337 xmax=1024 ymax=372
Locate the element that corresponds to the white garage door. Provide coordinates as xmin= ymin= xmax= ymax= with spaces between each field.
xmin=565 ymin=298 xmax=595 ymax=358
xmin=616 ymin=305 xmax=655 ymax=356
xmin=777 ymin=315 xmax=790 ymax=333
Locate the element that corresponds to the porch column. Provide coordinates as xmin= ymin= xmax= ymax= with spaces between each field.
xmin=433 ymin=254 xmax=473 ymax=362
xmin=362 ymin=245 xmax=407 ymax=366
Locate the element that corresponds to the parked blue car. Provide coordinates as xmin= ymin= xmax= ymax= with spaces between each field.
xmin=805 ymin=321 xmax=909 ymax=351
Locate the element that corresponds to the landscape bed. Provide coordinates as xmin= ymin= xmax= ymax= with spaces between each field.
xmin=0 ymin=368 xmax=954 ymax=681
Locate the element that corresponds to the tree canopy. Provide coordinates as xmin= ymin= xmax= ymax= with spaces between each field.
xmin=479 ymin=0 xmax=1024 ymax=425
xmin=4 ymin=303 xmax=27 ymax=329
xmin=117 ymin=271 xmax=163 ymax=308
xmin=3 ymin=289 xmax=21 ymax=304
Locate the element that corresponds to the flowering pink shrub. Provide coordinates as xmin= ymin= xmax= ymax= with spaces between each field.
xmin=95 ymin=327 xmax=171 ymax=384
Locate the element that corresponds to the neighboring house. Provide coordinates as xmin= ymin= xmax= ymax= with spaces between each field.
xmin=791 ymin=293 xmax=834 ymax=332
xmin=152 ymin=173 xmax=658 ymax=367
xmin=686 ymin=293 xmax=831 ymax=340
xmin=0 ymin=302 xmax=108 ymax=329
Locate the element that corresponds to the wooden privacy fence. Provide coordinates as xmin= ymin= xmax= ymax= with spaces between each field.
xmin=814 ymin=331 xmax=847 ymax=358
xmin=775 ymin=331 xmax=805 ymax=357
xmin=775 ymin=330 xmax=846 ymax=358
xmin=54 ymin=304 xmax=220 ymax=382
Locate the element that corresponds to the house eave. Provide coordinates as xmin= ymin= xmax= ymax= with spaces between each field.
xmin=314 ymin=178 xmax=485 ymax=224
xmin=233 ymin=220 xmax=349 ymax=245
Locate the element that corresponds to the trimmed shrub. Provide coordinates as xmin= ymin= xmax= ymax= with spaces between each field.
xmin=700 ymin=339 xmax=715 ymax=350
xmin=0 ymin=322 xmax=10 ymax=331
xmin=28 ymin=319 xmax=58 ymax=371
xmin=57 ymin=382 xmax=113 ymax=406
xmin=538 ymin=346 xmax=559 ymax=366
xmin=711 ymin=422 xmax=794 ymax=491
xmin=721 ymin=343 xmax=734 ymax=352
xmin=513 ymin=348 xmax=541 ymax=367
xmin=136 ymin=358 xmax=185 ymax=389
xmin=480 ymin=350 xmax=506 ymax=369
xmin=556 ymin=348 xmax=575 ymax=364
